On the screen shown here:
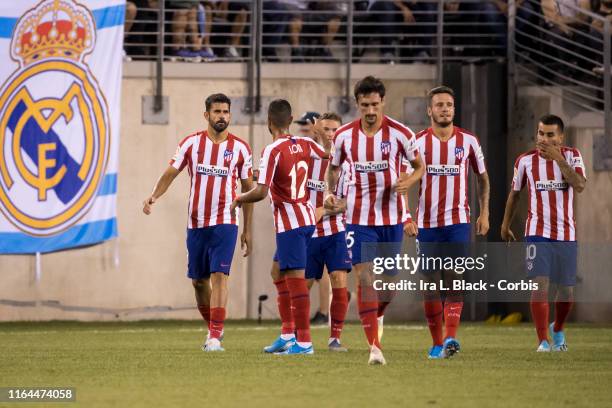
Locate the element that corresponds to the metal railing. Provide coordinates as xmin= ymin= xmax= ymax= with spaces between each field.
xmin=508 ymin=0 xmax=611 ymax=139
xmin=124 ymin=0 xmax=507 ymax=64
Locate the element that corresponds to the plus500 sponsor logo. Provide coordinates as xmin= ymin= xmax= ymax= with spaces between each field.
xmin=196 ymin=164 xmax=229 ymax=176
xmin=354 ymin=161 xmax=389 ymax=173
xmin=427 ymin=164 xmax=460 ymax=176
xmin=535 ymin=180 xmax=569 ymax=191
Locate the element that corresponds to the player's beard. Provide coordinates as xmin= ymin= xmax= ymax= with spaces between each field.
xmin=212 ymin=120 xmax=228 ymax=133
xmin=433 ymin=113 xmax=453 ymax=128
xmin=364 ymin=114 xmax=378 ymax=126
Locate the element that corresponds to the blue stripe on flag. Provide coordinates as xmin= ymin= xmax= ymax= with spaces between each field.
xmin=0 ymin=17 xmax=17 ymax=38
xmin=0 ymin=218 xmax=117 ymax=254
xmin=98 ymin=173 xmax=117 ymax=196
xmin=0 ymin=5 xmax=125 ymax=39
xmin=92 ymin=4 xmax=126 ymax=29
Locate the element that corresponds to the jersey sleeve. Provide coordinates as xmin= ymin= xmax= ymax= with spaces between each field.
xmin=398 ymin=130 xmax=419 ymax=162
xmin=512 ymin=156 xmax=526 ymax=191
xmin=169 ymin=137 xmax=192 ymax=171
xmin=468 ymin=137 xmax=487 ymax=174
xmin=331 ymin=133 xmax=347 ymax=166
xmin=257 ymin=145 xmax=279 ymax=187
xmin=570 ymin=148 xmax=586 ymax=179
xmin=238 ymin=144 xmax=253 ymax=180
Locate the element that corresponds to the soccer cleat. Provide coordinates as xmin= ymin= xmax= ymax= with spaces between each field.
xmin=203 ymin=337 xmax=224 ymax=352
xmin=377 ymin=315 xmax=384 ymax=341
xmin=328 ymin=338 xmax=348 ymax=352
xmin=428 ymin=345 xmax=445 ymax=359
xmin=275 ymin=342 xmax=314 ymax=355
xmin=549 ymin=323 xmax=568 ymax=351
xmin=368 ymin=345 xmax=386 ymax=365
xmin=537 ymin=340 xmax=551 ymax=352
xmin=443 ymin=337 xmax=460 ymax=358
xmin=310 ymin=311 xmax=328 ymax=326
xmin=263 ymin=335 xmax=295 ymax=353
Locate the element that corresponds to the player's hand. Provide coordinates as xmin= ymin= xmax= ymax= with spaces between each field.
xmin=142 ymin=196 xmax=156 ymax=215
xmin=324 ymin=193 xmax=339 ymax=211
xmin=325 ymin=198 xmax=347 ymax=216
xmin=230 ymin=198 xmax=241 ymax=213
xmin=537 ymin=142 xmax=563 ymax=162
xmin=501 ymin=224 xmax=516 ymax=242
xmin=403 ymin=220 xmax=418 ymax=237
xmin=315 ymin=207 xmax=326 ymax=223
xmin=476 ymin=215 xmax=490 ymax=236
xmin=241 ymin=230 xmax=251 ymax=257
xmin=393 ymin=174 xmax=413 ymax=194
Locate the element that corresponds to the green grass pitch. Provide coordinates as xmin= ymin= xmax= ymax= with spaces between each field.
xmin=1 ymin=321 xmax=611 ymax=408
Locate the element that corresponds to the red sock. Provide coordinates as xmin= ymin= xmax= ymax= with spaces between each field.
xmin=444 ymin=301 xmax=463 ymax=339
xmin=274 ymin=278 xmax=295 ymax=335
xmin=209 ymin=307 xmax=225 ymax=339
xmin=424 ymin=300 xmax=444 ymax=346
xmin=530 ymin=290 xmax=549 ymax=342
xmin=357 ymin=285 xmax=380 ymax=348
xmin=286 ymin=277 xmax=311 ymax=343
xmin=197 ymin=304 xmax=210 ymax=329
xmin=377 ymin=301 xmax=391 ymax=318
xmin=553 ymin=295 xmax=574 ymax=332
xmin=330 ymin=288 xmax=348 ymax=339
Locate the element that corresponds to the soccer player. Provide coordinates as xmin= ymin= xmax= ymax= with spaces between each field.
xmin=325 ymin=76 xmax=425 ymax=365
xmin=414 ymin=86 xmax=489 ymax=359
xmin=305 ymin=112 xmax=352 ymax=352
xmin=143 ymin=93 xmax=253 ymax=352
xmin=501 ymin=114 xmax=586 ymax=352
xmin=232 ymin=99 xmax=327 ymax=355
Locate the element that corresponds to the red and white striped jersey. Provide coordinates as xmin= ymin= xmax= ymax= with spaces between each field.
xmin=400 ymin=159 xmax=413 ymax=223
xmin=258 ymin=135 xmax=327 ymax=233
xmin=512 ymin=147 xmax=586 ymax=241
xmin=331 ymin=116 xmax=419 ymax=226
xmin=415 ymin=127 xmax=487 ymax=228
xmin=170 ymin=131 xmax=253 ymax=228
xmin=307 ymin=159 xmax=351 ymax=237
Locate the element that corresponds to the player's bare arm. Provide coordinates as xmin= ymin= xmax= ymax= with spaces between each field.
xmin=476 ymin=172 xmax=490 ymax=236
xmin=537 ymin=142 xmax=586 ymax=193
xmin=324 ymin=162 xmax=341 ymax=210
xmin=143 ymin=166 xmax=180 ymax=215
xmin=501 ymin=189 xmax=521 ymax=242
xmin=231 ymin=183 xmax=269 ymax=212
xmin=393 ymin=154 xmax=424 ymax=194
xmin=240 ymin=177 xmax=254 ymax=257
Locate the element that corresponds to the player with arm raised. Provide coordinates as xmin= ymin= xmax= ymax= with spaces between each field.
xmin=324 ymin=76 xmax=425 ymax=365
xmin=501 ymin=114 xmax=586 ymax=352
xmin=414 ymin=86 xmax=490 ymax=359
xmin=143 ymin=93 xmax=254 ymax=352
xmin=232 ymin=99 xmax=327 ymax=355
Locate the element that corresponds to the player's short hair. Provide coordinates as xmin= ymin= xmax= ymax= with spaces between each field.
xmin=319 ymin=112 xmax=342 ymax=124
xmin=268 ymin=99 xmax=293 ymax=129
xmin=354 ymin=76 xmax=386 ymax=101
xmin=427 ymin=86 xmax=455 ymax=106
xmin=205 ymin=93 xmax=231 ymax=112
xmin=539 ymin=114 xmax=565 ymax=133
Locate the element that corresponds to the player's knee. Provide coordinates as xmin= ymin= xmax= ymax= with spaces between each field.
xmin=329 ymin=271 xmax=347 ymax=288
xmin=191 ymin=279 xmax=208 ymax=290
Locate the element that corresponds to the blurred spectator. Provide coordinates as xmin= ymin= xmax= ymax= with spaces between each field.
xmin=586 ymin=0 xmax=612 ymax=74
xmin=166 ymin=0 xmax=214 ymax=60
xmin=293 ymin=111 xmax=320 ymax=137
xmin=302 ymin=2 xmax=343 ymax=61
xmin=214 ymin=1 xmax=250 ymax=58
xmin=263 ymin=0 xmax=308 ymax=61
xmin=368 ymin=1 xmax=437 ymax=63
xmin=541 ymin=0 xmax=592 ymax=69
xmin=124 ymin=1 xmax=138 ymax=60
xmin=198 ymin=2 xmax=217 ymax=59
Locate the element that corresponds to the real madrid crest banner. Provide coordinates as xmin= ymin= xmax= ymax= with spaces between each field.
xmin=0 ymin=0 xmax=123 ymax=253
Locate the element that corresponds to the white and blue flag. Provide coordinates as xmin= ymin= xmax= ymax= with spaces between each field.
xmin=0 ymin=0 xmax=124 ymax=253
